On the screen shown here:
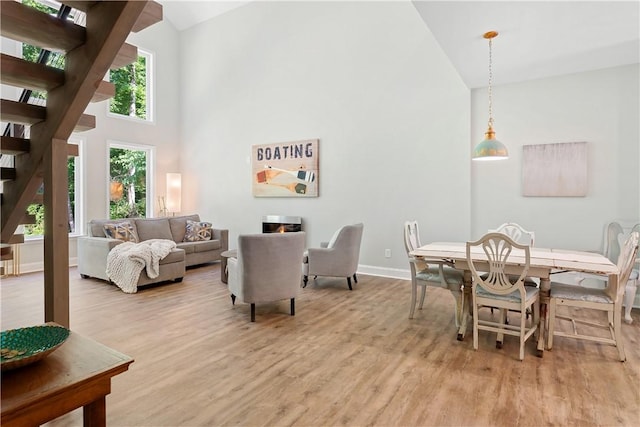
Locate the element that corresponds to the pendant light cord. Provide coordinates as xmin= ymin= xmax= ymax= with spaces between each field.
xmin=487 ymin=36 xmax=494 ymax=128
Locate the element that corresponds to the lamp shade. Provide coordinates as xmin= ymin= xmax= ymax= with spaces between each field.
xmin=472 ymin=124 xmax=508 ymax=161
xmin=166 ymin=173 xmax=181 ymax=213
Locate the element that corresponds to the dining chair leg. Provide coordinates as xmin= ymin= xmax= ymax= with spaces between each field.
xmin=519 ymin=311 xmax=526 ymax=361
xmin=418 ymin=284 xmax=427 ymax=310
xmin=409 ymin=281 xmax=418 ymax=319
xmin=472 ymin=296 xmax=479 ymax=351
xmin=613 ymin=307 xmax=626 ymax=362
xmin=290 ymin=298 xmax=295 ymax=316
xmin=547 ymin=298 xmax=556 ymax=350
xmin=353 ymin=273 xmax=358 ymax=283
xmin=451 ymin=289 xmax=463 ymax=328
xmin=496 ymin=308 xmax=506 ymax=349
xmin=251 ymin=304 xmax=256 ymax=322
xmin=347 ymin=276 xmax=353 ymax=290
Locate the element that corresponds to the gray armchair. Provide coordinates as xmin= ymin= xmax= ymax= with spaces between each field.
xmin=227 ymin=232 xmax=306 ymax=322
xmin=302 ymin=223 xmax=364 ymax=290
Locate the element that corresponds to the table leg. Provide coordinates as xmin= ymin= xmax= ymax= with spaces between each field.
xmin=457 ymin=270 xmax=472 ymax=341
xmin=221 ymin=256 xmax=228 ymax=284
xmin=536 ymin=277 xmax=551 ymax=357
xmin=83 ymin=396 xmax=106 ymax=427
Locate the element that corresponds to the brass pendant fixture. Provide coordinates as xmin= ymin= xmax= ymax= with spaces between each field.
xmin=472 ymin=31 xmax=508 ymax=161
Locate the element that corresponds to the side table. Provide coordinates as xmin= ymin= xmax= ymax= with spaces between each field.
xmin=220 ymin=249 xmax=237 ymax=284
xmin=1 ymin=329 xmax=133 ymax=427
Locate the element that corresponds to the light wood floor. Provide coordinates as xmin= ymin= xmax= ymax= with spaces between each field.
xmin=2 ymin=264 xmax=639 ymax=426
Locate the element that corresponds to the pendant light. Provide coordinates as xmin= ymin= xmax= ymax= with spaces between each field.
xmin=472 ymin=31 xmax=508 ymax=161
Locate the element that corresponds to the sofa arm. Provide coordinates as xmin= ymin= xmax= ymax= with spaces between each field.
xmin=213 ymin=229 xmax=229 ymax=252
xmin=77 ymin=236 xmax=123 ymax=281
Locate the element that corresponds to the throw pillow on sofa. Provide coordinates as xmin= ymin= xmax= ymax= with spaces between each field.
xmin=183 ymin=220 xmax=212 ymax=242
xmin=104 ymin=221 xmax=139 ymax=242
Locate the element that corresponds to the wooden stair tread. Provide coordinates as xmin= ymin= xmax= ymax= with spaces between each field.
xmin=0 ymin=1 xmax=86 ymax=53
xmin=0 ymin=100 xmax=95 ymax=132
xmin=0 ymin=99 xmax=46 ymax=125
xmin=0 ymin=54 xmax=64 ymax=92
xmin=1 ymin=136 xmax=30 ymax=155
xmin=75 ymin=114 xmax=96 ymax=132
xmin=21 ymin=214 xmax=36 ymax=225
xmin=3 ymin=234 xmax=25 ymax=245
xmin=111 ymin=43 xmax=138 ymax=70
xmin=1 ymin=167 xmax=17 ymax=181
xmin=1 ymin=55 xmax=114 ymax=103
xmin=63 ymin=1 xmax=163 ymax=33
xmin=92 ymin=80 xmax=116 ymax=102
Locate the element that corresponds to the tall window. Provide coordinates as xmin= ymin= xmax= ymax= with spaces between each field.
xmin=24 ymin=139 xmax=84 ymax=238
xmin=109 ymin=142 xmax=154 ymax=219
xmin=109 ymin=49 xmax=153 ymax=121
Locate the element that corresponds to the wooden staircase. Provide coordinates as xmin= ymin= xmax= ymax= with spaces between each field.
xmin=0 ymin=0 xmax=162 ymax=326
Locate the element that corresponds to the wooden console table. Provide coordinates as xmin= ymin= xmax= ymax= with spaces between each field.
xmin=1 ymin=330 xmax=133 ymax=427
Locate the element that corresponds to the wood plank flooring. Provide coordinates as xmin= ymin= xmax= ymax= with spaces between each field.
xmin=1 ymin=264 xmax=639 ymax=426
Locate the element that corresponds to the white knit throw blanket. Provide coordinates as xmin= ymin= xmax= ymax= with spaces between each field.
xmin=106 ymin=239 xmax=177 ymax=293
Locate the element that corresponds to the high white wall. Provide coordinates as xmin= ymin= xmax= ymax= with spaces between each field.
xmin=178 ymin=1 xmax=471 ymax=275
xmin=470 ymin=64 xmax=640 ymax=252
xmin=10 ymin=2 xmax=638 ymax=278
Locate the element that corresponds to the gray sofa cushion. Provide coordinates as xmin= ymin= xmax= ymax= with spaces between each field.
xmin=175 ymin=242 xmax=195 ymax=254
xmin=192 ymin=239 xmax=221 ymax=252
xmin=168 ymin=214 xmax=201 ymax=242
xmin=160 ymin=249 xmax=186 ymax=265
xmin=135 ymin=218 xmax=173 ymax=241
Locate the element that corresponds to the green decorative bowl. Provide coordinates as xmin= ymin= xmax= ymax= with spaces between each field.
xmin=1 ymin=324 xmax=70 ymax=371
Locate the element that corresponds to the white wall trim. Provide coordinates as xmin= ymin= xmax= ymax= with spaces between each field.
xmin=357 ymin=264 xmax=410 ymax=281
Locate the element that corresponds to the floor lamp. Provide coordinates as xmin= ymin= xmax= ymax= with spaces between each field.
xmin=166 ymin=173 xmax=181 ymax=216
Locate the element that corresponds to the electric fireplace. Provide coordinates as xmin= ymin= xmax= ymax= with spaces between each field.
xmin=262 ymin=215 xmax=302 ymax=233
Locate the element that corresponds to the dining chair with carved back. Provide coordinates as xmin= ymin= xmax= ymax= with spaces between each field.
xmin=403 ymin=221 xmax=464 ymax=326
xmin=467 ymin=232 xmax=540 ymax=361
xmin=547 ymin=231 xmax=639 ymax=361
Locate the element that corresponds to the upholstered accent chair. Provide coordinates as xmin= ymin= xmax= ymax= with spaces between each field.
xmin=228 ymin=232 xmax=306 ymax=322
xmin=403 ymin=221 xmax=464 ymax=325
xmin=302 ymin=223 xmax=364 ymax=290
xmin=547 ymin=231 xmax=639 ymax=361
xmin=467 ymin=233 xmax=540 ymax=361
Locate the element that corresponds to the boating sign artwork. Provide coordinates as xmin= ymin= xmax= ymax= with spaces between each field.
xmin=252 ymin=139 xmax=318 ymax=197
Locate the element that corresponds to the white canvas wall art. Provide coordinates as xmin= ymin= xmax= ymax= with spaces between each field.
xmin=522 ymin=142 xmax=587 ymax=197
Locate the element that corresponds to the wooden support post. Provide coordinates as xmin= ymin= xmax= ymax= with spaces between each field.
xmin=43 ymin=138 xmax=69 ymax=327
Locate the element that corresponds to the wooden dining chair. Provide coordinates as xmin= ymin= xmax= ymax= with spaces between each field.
xmin=490 ymin=222 xmax=535 ymax=247
xmin=486 ymin=223 xmax=538 ymax=321
xmin=602 ymin=221 xmax=639 ymax=324
xmin=403 ymin=221 xmax=464 ymax=326
xmin=467 ymin=232 xmax=540 ymax=361
xmin=547 ymin=231 xmax=639 ymax=361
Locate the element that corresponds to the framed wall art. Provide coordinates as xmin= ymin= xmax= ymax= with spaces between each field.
xmin=522 ymin=141 xmax=587 ymax=197
xmin=252 ymin=139 xmax=319 ymax=197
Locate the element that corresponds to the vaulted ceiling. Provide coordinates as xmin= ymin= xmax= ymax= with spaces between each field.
xmin=158 ymin=1 xmax=640 ymax=89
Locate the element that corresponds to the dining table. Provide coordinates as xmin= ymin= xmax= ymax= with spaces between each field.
xmin=410 ymin=242 xmax=619 ymax=356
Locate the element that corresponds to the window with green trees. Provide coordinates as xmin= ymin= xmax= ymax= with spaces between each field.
xmin=109 ymin=144 xmax=153 ymax=219
xmin=24 ymin=144 xmax=82 ymax=238
xmin=109 ymin=50 xmax=152 ymax=121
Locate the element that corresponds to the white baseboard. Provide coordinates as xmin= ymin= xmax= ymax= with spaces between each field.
xmin=15 ymin=258 xmax=78 ymax=275
xmin=357 ymin=264 xmax=410 ymax=281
